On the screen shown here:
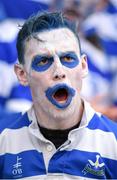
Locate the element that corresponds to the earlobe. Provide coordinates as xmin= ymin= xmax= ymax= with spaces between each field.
xmin=14 ymin=64 xmax=29 ymax=86
xmin=81 ymin=54 xmax=88 ymax=78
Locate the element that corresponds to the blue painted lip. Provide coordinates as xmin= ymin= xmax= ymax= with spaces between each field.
xmin=45 ymin=84 xmax=75 ymax=109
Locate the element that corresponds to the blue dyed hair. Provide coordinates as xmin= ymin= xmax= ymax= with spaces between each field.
xmin=17 ymin=11 xmax=81 ymax=64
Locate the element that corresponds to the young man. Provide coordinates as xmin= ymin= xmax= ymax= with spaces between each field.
xmin=0 ymin=12 xmax=117 ymax=179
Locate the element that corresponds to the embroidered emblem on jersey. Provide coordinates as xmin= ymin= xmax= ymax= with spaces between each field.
xmin=82 ymin=155 xmax=105 ymax=177
xmin=12 ymin=156 xmax=23 ymax=178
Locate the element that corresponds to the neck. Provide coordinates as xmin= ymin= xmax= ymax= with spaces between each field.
xmin=33 ymin=99 xmax=84 ymax=130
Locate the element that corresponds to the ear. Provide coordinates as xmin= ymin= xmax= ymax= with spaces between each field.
xmin=14 ymin=64 xmax=29 ymax=86
xmin=81 ymin=54 xmax=88 ymax=78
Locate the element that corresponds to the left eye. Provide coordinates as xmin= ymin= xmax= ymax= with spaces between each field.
xmin=37 ymin=58 xmax=49 ymax=66
xmin=62 ymin=56 xmax=73 ymax=62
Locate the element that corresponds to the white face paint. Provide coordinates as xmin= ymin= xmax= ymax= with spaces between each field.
xmin=23 ymin=28 xmax=87 ymax=119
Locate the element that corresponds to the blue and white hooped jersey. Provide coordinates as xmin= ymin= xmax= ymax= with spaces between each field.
xmin=0 ymin=101 xmax=117 ymax=179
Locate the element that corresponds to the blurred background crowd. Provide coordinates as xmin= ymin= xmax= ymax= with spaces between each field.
xmin=0 ymin=0 xmax=117 ymax=121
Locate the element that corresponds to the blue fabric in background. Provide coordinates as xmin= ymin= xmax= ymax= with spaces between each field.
xmin=0 ymin=40 xmax=17 ymax=64
xmin=0 ymin=105 xmax=21 ymax=132
xmin=9 ymin=84 xmax=32 ymax=101
xmin=0 ymin=0 xmax=51 ymax=112
xmin=0 ymin=0 xmax=50 ymax=19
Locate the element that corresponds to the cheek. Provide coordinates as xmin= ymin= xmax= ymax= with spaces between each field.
xmin=68 ymin=68 xmax=83 ymax=90
xmin=28 ymin=71 xmax=51 ymax=94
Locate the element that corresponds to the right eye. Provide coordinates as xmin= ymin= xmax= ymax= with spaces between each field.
xmin=37 ymin=58 xmax=49 ymax=66
xmin=31 ymin=55 xmax=54 ymax=72
xmin=62 ymin=56 xmax=74 ymax=62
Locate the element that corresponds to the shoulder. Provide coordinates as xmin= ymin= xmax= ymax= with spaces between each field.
xmin=0 ymin=112 xmax=31 ymax=133
xmin=84 ymin=100 xmax=117 ymax=139
xmin=87 ymin=112 xmax=117 ymax=139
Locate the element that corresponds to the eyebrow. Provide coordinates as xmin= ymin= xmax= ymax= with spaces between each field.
xmin=58 ymin=51 xmax=78 ymax=57
xmin=33 ymin=51 xmax=78 ymax=58
xmin=32 ymin=54 xmax=52 ymax=60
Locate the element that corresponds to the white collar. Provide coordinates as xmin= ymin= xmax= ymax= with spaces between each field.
xmin=26 ymin=101 xmax=98 ymax=145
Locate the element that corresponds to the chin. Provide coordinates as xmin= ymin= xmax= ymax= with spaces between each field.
xmin=44 ymin=99 xmax=77 ymax=119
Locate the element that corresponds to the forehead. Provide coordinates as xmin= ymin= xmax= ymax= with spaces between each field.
xmin=24 ymin=28 xmax=80 ymax=58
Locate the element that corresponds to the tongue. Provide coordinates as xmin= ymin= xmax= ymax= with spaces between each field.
xmin=53 ymin=89 xmax=68 ymax=102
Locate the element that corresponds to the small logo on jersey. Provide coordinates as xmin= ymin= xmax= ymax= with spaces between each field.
xmin=82 ymin=155 xmax=105 ymax=177
xmin=12 ymin=156 xmax=23 ymax=177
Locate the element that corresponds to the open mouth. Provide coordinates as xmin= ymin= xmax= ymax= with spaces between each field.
xmin=45 ymin=84 xmax=75 ymax=109
xmin=53 ymin=88 xmax=68 ymax=103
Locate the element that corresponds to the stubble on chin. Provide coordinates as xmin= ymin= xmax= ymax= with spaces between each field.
xmin=33 ymin=93 xmax=80 ymax=121
xmin=43 ymin=99 xmax=77 ymax=120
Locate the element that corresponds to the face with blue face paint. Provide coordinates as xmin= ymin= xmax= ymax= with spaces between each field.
xmin=15 ymin=28 xmax=88 ymax=122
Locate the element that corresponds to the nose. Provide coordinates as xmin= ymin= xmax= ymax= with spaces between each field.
xmin=52 ymin=56 xmax=66 ymax=81
xmin=54 ymin=73 xmax=66 ymax=80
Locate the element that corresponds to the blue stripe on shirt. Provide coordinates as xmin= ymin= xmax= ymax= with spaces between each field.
xmin=87 ymin=114 xmax=117 ymax=139
xmin=0 ymin=112 xmax=21 ymax=133
xmin=48 ymin=149 xmax=117 ymax=179
xmin=0 ymin=112 xmax=30 ymax=132
xmin=0 ymin=150 xmax=46 ymax=179
xmin=1 ymin=149 xmax=116 ymax=179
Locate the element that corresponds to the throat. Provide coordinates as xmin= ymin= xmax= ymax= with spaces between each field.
xmin=38 ymin=121 xmax=80 ymax=149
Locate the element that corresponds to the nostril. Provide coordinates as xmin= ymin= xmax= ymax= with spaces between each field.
xmin=54 ymin=74 xmax=66 ymax=80
xmin=62 ymin=74 xmax=65 ymax=78
xmin=55 ymin=75 xmax=59 ymax=79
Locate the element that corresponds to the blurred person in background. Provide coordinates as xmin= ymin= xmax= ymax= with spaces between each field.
xmin=0 ymin=0 xmax=53 ymax=114
xmin=81 ymin=0 xmax=117 ymax=120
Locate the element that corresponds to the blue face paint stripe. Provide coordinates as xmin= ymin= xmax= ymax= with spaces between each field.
xmin=31 ymin=52 xmax=80 ymax=72
xmin=61 ymin=60 xmax=79 ymax=68
xmin=60 ymin=52 xmax=80 ymax=68
xmin=45 ymin=84 xmax=75 ymax=109
xmin=31 ymin=55 xmax=53 ymax=72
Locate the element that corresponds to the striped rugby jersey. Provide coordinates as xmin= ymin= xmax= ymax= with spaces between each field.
xmin=0 ymin=101 xmax=117 ymax=179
